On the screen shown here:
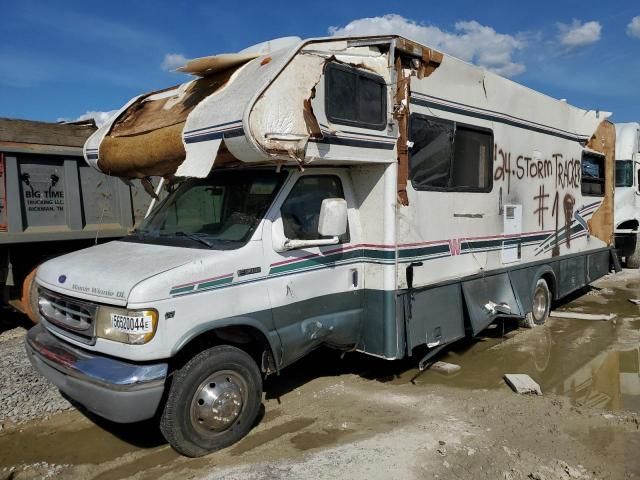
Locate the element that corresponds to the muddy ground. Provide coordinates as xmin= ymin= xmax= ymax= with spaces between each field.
xmin=1 ymin=271 xmax=640 ymax=479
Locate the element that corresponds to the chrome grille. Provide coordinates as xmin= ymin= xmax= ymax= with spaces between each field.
xmin=38 ymin=288 xmax=98 ymax=344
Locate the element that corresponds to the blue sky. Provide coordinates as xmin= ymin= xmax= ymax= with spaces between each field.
xmin=1 ymin=0 xmax=639 ymax=123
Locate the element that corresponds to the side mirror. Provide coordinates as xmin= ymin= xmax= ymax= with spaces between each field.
xmin=318 ymin=198 xmax=347 ymax=237
xmin=276 ymin=198 xmax=348 ymax=251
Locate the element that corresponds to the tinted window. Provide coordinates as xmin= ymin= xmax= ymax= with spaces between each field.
xmin=325 ymin=63 xmax=387 ymax=130
xmin=409 ymin=117 xmax=452 ymax=188
xmin=137 ymin=170 xmax=286 ymax=247
xmin=452 ymin=127 xmax=490 ymax=189
xmin=409 ymin=115 xmax=492 ymax=191
xmin=582 ymin=152 xmax=606 ymax=196
xmin=281 ymin=175 xmax=349 ymax=243
xmin=616 ymin=161 xmax=633 ymax=188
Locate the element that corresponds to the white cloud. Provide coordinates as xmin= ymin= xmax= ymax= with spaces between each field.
xmin=328 ymin=14 xmax=526 ymax=77
xmin=57 ymin=110 xmax=118 ymax=127
xmin=627 ymin=16 xmax=640 ymax=38
xmin=161 ymin=53 xmax=187 ymax=71
xmin=557 ymin=20 xmax=602 ymax=48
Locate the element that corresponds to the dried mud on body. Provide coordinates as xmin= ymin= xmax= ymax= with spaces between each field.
xmin=1 ymin=271 xmax=640 ymax=479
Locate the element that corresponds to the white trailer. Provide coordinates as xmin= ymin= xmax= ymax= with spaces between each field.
xmin=26 ymin=35 xmax=617 ymax=456
xmin=613 ymin=122 xmax=640 ymax=266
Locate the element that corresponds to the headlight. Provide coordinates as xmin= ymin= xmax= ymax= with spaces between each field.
xmin=95 ymin=307 xmax=159 ymax=345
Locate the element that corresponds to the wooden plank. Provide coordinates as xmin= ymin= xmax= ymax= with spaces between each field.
xmin=429 ymin=361 xmax=462 ymax=376
xmin=0 ymin=141 xmax=83 ymax=156
xmin=549 ymin=311 xmax=616 ymax=321
xmin=504 ymin=374 xmax=542 ymax=395
xmin=0 ymin=118 xmax=96 ymax=148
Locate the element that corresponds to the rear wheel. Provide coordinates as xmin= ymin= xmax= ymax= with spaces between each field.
xmin=520 ymin=278 xmax=551 ymax=328
xmin=160 ymin=345 xmax=262 ymax=457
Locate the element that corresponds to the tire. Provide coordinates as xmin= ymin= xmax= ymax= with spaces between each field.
xmin=627 ymin=235 xmax=640 ymax=268
xmin=21 ymin=267 xmax=40 ymax=323
xmin=160 ymin=345 xmax=262 ymax=457
xmin=520 ymin=278 xmax=551 ymax=328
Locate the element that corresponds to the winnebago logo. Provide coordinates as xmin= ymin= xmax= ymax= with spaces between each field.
xmin=72 ymin=283 xmax=125 ymax=298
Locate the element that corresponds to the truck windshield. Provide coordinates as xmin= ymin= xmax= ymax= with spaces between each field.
xmin=616 ymin=160 xmax=633 ymax=187
xmin=133 ymin=170 xmax=287 ymax=249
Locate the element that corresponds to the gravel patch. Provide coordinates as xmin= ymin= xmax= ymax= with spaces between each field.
xmin=0 ymin=325 xmax=72 ymax=426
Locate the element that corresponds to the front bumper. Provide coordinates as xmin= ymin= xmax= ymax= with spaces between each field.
xmin=26 ymin=324 xmax=168 ymax=423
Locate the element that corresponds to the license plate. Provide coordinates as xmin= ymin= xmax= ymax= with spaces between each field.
xmin=110 ymin=313 xmax=153 ymax=334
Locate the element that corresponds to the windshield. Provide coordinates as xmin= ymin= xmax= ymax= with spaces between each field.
xmin=132 ymin=170 xmax=287 ymax=249
xmin=616 ymin=160 xmax=633 ymax=188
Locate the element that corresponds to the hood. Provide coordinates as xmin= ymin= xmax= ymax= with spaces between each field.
xmin=37 ymin=240 xmax=209 ymax=306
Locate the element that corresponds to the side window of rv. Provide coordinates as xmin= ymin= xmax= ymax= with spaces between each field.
xmin=325 ymin=63 xmax=387 ymax=131
xmin=409 ymin=115 xmax=492 ymax=192
xmin=280 ymin=175 xmax=349 ymax=243
xmin=581 ymin=152 xmax=606 ymax=196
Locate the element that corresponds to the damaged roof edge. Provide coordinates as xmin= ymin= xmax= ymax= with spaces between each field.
xmin=240 ymin=36 xmax=400 ymax=161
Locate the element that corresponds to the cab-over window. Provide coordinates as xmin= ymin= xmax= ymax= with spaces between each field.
xmin=325 ymin=63 xmax=387 ymax=131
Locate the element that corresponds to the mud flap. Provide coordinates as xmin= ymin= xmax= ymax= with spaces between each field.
xmin=610 ymin=248 xmax=622 ymax=273
xmin=461 ymin=273 xmax=523 ymax=336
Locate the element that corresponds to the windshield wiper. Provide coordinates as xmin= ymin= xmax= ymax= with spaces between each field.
xmin=171 ymin=231 xmax=214 ymax=248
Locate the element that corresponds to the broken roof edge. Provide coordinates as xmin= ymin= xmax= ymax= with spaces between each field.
xmin=247 ymin=34 xmax=605 ymax=129
xmin=239 ymin=35 xmax=400 ymax=162
xmin=614 ymin=122 xmax=640 ymax=160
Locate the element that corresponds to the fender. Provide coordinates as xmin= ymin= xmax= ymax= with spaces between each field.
xmin=510 ymin=264 xmax=557 ymax=317
xmin=529 ymin=265 xmax=557 ymax=300
xmin=171 ymin=314 xmax=283 ymax=368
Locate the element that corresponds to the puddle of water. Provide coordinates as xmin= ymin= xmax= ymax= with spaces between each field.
xmin=290 ymin=428 xmax=355 ymax=451
xmin=261 ymin=408 xmax=284 ymax=425
xmin=229 ymin=417 xmax=316 ymax=456
xmin=92 ymin=447 xmax=179 ymax=480
xmin=0 ymin=424 xmax=137 ymax=468
xmin=392 ymin=285 xmax=640 ymax=414
xmin=0 ymin=413 xmax=166 ymax=470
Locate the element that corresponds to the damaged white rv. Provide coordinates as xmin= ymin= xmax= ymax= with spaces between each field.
xmin=27 ymin=35 xmax=616 ymax=456
xmin=613 ymin=122 xmax=640 ymax=266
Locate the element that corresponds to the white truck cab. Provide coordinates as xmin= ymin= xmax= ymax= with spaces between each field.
xmin=614 ymin=122 xmax=640 ymax=266
xmin=26 ymin=35 xmax=617 ymax=457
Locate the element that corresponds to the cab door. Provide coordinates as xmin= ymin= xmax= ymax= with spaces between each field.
xmin=263 ymin=170 xmax=363 ymax=367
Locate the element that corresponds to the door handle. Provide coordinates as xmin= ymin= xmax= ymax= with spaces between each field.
xmin=350 ymin=268 xmax=358 ymax=288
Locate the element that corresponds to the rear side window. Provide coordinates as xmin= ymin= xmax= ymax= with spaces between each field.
xmin=582 ymin=152 xmax=606 ymax=196
xmin=325 ymin=63 xmax=387 ymax=131
xmin=616 ymin=160 xmax=633 ymax=188
xmin=409 ymin=115 xmax=492 ymax=192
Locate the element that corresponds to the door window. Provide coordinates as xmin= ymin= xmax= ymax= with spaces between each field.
xmin=280 ymin=175 xmax=349 ymax=243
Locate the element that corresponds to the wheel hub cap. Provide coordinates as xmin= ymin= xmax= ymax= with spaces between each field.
xmin=191 ymin=373 xmax=244 ymax=432
xmin=533 ymin=287 xmax=548 ymax=321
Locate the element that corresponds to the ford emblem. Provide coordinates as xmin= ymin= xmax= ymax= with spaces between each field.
xmin=58 ymin=275 xmax=67 ymax=284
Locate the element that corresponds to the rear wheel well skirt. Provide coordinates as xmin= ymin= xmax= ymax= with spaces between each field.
xmin=534 ymin=267 xmax=557 ymax=301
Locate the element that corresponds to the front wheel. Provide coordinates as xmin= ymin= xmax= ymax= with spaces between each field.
xmin=520 ymin=278 xmax=551 ymax=328
xmin=627 ymin=234 xmax=640 ymax=268
xmin=160 ymin=345 xmax=263 ymax=457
